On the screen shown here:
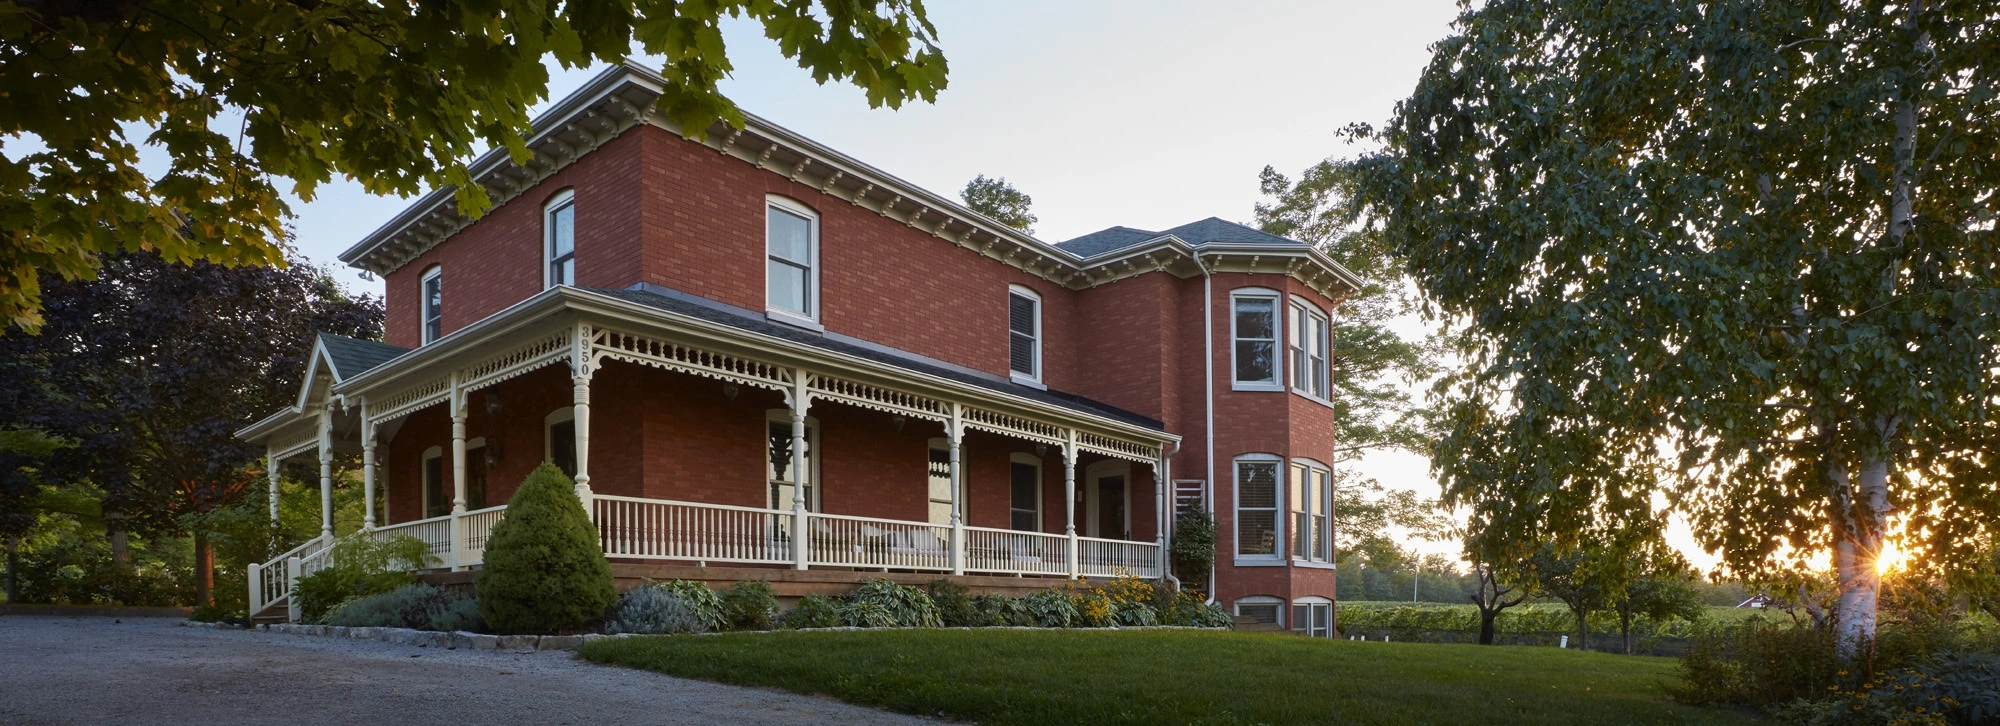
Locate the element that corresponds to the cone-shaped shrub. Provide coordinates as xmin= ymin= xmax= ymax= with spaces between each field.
xmin=476 ymin=463 xmax=615 ymax=634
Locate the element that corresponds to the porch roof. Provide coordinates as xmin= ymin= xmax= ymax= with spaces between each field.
xmin=318 ymin=333 xmax=409 ymax=380
xmin=585 ymin=286 xmax=1163 ymax=431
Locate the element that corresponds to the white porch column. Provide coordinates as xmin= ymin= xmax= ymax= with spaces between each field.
xmin=1157 ymin=448 xmax=1171 ymax=581
xmin=360 ymin=410 xmax=377 ymax=531
xmin=1063 ymin=429 xmax=1079 ymax=580
xmin=266 ymin=448 xmax=280 ymax=525
xmin=317 ymin=409 xmax=334 ymax=540
xmin=789 ymin=371 xmax=812 ymax=571
xmin=947 ymin=405 xmax=965 ymax=576
xmin=450 ymin=383 xmax=468 ymax=570
xmin=572 ymin=372 xmax=593 ymax=506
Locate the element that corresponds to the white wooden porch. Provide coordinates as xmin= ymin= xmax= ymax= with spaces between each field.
xmin=250 ymin=494 xmax=1162 ymax=622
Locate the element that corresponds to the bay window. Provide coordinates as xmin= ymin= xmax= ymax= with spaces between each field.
xmin=1290 ymin=300 xmax=1330 ymax=399
xmin=1234 ymin=455 xmax=1281 ymax=558
xmin=1290 ymin=459 xmax=1333 ymax=563
xmin=1231 ymin=291 xmax=1280 ymax=389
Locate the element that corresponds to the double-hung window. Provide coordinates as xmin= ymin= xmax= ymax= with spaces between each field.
xmin=1009 ymin=454 xmax=1042 ymax=532
xmin=927 ymin=440 xmax=954 ymax=525
xmin=1231 ymin=291 xmax=1281 ymax=389
xmin=421 ymin=266 xmax=443 ymax=344
xmin=545 ymin=191 xmax=575 ymax=287
xmin=766 ymin=197 xmax=818 ymax=324
xmin=1290 ymin=460 xmax=1333 ymax=563
xmin=1289 ymin=300 xmax=1330 ymax=399
xmin=1008 ymin=286 xmax=1041 ymax=383
xmin=1235 ymin=455 xmax=1281 ymax=558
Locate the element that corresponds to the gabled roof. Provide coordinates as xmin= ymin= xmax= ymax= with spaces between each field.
xmin=318 ymin=333 xmax=409 ymax=381
xmin=1055 ymin=217 xmax=1311 ymax=258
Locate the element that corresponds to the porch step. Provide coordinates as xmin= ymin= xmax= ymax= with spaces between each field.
xmin=249 ymin=600 xmax=290 ymax=625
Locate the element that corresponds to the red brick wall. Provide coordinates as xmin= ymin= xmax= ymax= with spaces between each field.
xmin=382 ymin=130 xmax=648 ymax=348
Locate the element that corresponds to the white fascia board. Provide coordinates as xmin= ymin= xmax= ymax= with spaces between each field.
xmin=235 ymin=407 xmax=307 ymax=442
xmin=330 ymin=286 xmax=573 ymax=397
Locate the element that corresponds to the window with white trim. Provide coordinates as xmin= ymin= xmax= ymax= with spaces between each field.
xmin=766 ymin=410 xmax=819 ymax=512
xmin=1009 ymin=453 xmax=1042 ymax=532
xmin=1236 ymin=595 xmax=1283 ymax=627
xmin=465 ymin=438 xmax=489 ymax=510
xmin=545 ymin=190 xmax=576 ymax=288
xmin=1289 ymin=299 xmax=1330 ymax=399
xmin=546 ymin=408 xmax=576 ymax=478
xmin=1290 ymin=459 xmax=1333 ymax=563
xmin=420 ymin=266 xmax=443 ymax=344
xmin=1007 ymin=286 xmax=1042 ymax=383
xmin=1231 ymin=290 xmax=1281 ymax=388
xmin=421 ymin=446 xmax=446 ymax=518
xmin=1234 ymin=455 xmax=1282 ymax=558
xmin=766 ymin=197 xmax=818 ymax=323
xmin=927 ymin=438 xmax=955 ymax=525
xmin=1291 ymin=597 xmax=1333 ymax=637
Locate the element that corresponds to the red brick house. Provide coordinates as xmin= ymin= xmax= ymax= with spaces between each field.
xmin=238 ymin=62 xmax=1360 ymax=635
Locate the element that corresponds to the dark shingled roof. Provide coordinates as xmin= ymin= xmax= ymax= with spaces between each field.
xmin=585 ymin=287 xmax=1164 ymax=432
xmin=318 ymin=333 xmax=410 ymax=381
xmin=1053 ymin=216 xmax=1307 ymax=258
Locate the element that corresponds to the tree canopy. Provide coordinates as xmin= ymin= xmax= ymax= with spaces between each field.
xmin=1350 ymin=0 xmax=2000 ymax=653
xmin=0 ymin=250 xmax=382 ymax=602
xmin=0 ymin=0 xmax=948 ymax=331
xmin=959 ymin=174 xmax=1037 ymax=233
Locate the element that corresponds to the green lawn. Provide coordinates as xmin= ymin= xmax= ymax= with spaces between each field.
xmin=578 ymin=629 xmax=1765 ymax=725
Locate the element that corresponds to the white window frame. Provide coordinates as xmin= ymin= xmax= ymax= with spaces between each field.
xmin=764 ymin=195 xmax=821 ymax=330
xmin=420 ymin=445 xmax=445 ymax=519
xmin=1007 ymin=284 xmax=1044 ymax=387
xmin=1008 ymin=452 xmax=1044 ymax=532
xmin=1235 ymin=595 xmax=1284 ymax=628
xmin=1229 ymin=288 xmax=1283 ymax=391
xmin=764 ymin=409 xmax=821 ymax=512
xmin=1232 ymin=453 xmax=1284 ymax=564
xmin=1290 ymin=458 xmax=1335 ymax=565
xmin=1289 ymin=296 xmax=1331 ymax=401
xmin=544 ymin=190 xmax=576 ymax=289
xmin=1291 ymin=596 xmax=1333 ymax=637
xmin=420 ymin=265 xmax=443 ymax=344
xmin=926 ymin=437 xmax=957 ymax=525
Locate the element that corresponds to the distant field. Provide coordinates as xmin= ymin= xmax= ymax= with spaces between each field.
xmin=1340 ymin=601 xmax=1770 ymax=628
xmin=580 ymin=629 xmax=1765 ymax=725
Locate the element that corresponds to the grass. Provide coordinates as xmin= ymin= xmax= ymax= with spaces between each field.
xmin=578 ymin=629 xmax=1766 ymax=725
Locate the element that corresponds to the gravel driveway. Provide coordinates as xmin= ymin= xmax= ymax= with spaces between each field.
xmin=0 ymin=616 xmax=926 ymax=725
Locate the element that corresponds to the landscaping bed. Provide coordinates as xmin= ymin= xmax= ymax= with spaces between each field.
xmin=578 ymin=628 xmax=1765 ymax=725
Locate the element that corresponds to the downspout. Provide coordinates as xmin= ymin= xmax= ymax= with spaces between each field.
xmin=1196 ymin=252 xmax=1218 ymax=604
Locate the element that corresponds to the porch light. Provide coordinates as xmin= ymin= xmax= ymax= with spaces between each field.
xmin=1035 ymin=443 xmax=1048 ymax=458
xmin=891 ymin=414 xmax=906 ymax=433
xmin=723 ymin=382 xmax=741 ymax=402
xmin=483 ymin=390 xmax=503 ymax=416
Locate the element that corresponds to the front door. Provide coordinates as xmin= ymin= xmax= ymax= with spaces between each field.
xmin=1085 ymin=465 xmax=1130 ymax=540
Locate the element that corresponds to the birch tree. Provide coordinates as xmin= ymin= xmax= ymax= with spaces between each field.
xmin=1352 ymin=0 xmax=2000 ymax=656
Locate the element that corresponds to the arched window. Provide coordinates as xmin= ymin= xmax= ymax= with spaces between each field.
xmin=1007 ymin=284 xmax=1042 ymax=385
xmin=545 ymin=190 xmax=576 ymax=288
xmin=421 ymin=446 xmax=446 ymax=518
xmin=1235 ymin=595 xmax=1283 ymax=628
xmin=765 ymin=196 xmax=820 ymax=326
xmin=766 ymin=409 xmax=819 ymax=511
xmin=1230 ymin=288 xmax=1282 ymax=390
xmin=420 ymin=266 xmax=444 ymax=344
xmin=1291 ymin=596 xmax=1332 ymax=637
xmin=1234 ymin=453 xmax=1283 ymax=560
xmin=545 ymin=408 xmax=576 ymax=477
xmin=1290 ymin=458 xmax=1333 ymax=563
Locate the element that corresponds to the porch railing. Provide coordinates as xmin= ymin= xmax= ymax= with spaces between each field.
xmin=592 ymin=495 xmax=1161 ymax=579
xmin=371 ymin=514 xmax=452 ymax=563
xmin=596 ymin=495 xmax=792 ymax=565
xmin=963 ymin=525 xmax=1071 ymax=577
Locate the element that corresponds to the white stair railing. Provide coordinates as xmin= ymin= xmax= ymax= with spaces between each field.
xmin=248 ymin=535 xmax=330 ymax=617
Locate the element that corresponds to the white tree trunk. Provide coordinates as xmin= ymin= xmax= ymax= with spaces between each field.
xmin=1832 ymin=455 xmax=1891 ymax=659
